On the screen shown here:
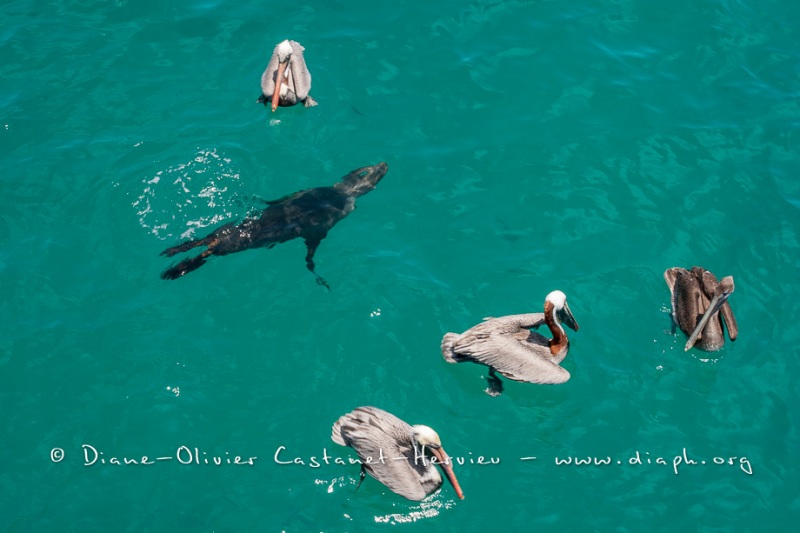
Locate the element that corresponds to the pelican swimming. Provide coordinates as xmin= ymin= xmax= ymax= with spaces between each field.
xmin=441 ymin=290 xmax=579 ymax=396
xmin=258 ymin=39 xmax=317 ymax=111
xmin=331 ymin=406 xmax=465 ymax=501
xmin=664 ymin=266 xmax=738 ymax=351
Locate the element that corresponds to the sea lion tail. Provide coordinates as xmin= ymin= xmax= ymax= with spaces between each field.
xmin=441 ymin=333 xmax=461 ymax=363
xmin=161 ymin=250 xmax=212 ymax=280
xmin=161 ymin=237 xmax=213 ymax=258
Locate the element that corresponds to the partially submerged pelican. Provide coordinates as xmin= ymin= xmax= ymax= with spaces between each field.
xmin=441 ymin=290 xmax=579 ymax=396
xmin=258 ymin=39 xmax=317 ymax=111
xmin=160 ymin=162 xmax=388 ymax=288
xmin=331 ymin=406 xmax=465 ymax=501
xmin=664 ymin=266 xmax=738 ymax=351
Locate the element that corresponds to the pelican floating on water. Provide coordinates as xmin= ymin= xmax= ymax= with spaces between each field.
xmin=331 ymin=406 xmax=465 ymax=501
xmin=441 ymin=290 xmax=579 ymax=396
xmin=258 ymin=39 xmax=317 ymax=111
xmin=664 ymin=266 xmax=738 ymax=351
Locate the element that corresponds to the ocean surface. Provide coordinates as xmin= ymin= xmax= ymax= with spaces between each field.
xmin=2 ymin=0 xmax=798 ymax=531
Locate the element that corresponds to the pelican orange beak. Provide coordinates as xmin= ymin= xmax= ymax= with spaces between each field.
xmin=430 ymin=446 xmax=465 ymax=500
xmin=271 ymin=60 xmax=288 ymax=112
xmin=559 ymin=301 xmax=579 ymax=332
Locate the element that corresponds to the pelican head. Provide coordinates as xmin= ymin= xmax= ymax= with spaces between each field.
xmin=717 ymin=276 xmax=735 ymax=300
xmin=410 ymin=424 xmax=464 ymax=500
xmin=276 ymin=39 xmax=293 ymax=63
xmin=545 ymin=290 xmax=579 ymax=332
xmin=411 ymin=425 xmax=442 ymax=449
xmin=546 ymin=290 xmax=567 ymax=309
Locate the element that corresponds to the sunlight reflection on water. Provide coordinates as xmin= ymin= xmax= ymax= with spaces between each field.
xmin=131 ymin=147 xmax=243 ymax=240
xmin=373 ymin=496 xmax=457 ymax=524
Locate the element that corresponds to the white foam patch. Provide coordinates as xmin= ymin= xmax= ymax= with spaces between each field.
xmin=132 ymin=147 xmax=242 ymax=240
xmin=373 ymin=497 xmax=457 ymax=524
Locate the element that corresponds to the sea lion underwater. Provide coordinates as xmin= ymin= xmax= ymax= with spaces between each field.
xmin=160 ymin=162 xmax=388 ymax=288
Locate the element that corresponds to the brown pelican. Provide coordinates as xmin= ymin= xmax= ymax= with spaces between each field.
xmin=331 ymin=406 xmax=465 ymax=501
xmin=441 ymin=290 xmax=579 ymax=396
xmin=664 ymin=267 xmax=738 ymax=351
xmin=160 ymin=162 xmax=388 ymax=288
xmin=257 ymin=39 xmax=317 ymax=111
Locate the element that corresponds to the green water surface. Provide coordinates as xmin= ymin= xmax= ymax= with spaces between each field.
xmin=1 ymin=0 xmax=798 ymax=531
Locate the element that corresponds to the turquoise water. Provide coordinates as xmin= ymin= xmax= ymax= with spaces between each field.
xmin=2 ymin=0 xmax=798 ymax=530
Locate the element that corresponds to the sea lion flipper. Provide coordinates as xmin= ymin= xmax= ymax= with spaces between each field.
xmin=161 ymin=249 xmax=214 ymax=280
xmin=161 ymin=235 xmax=216 ymax=257
xmin=315 ymin=275 xmax=331 ymax=291
xmin=303 ymin=235 xmax=322 ymax=271
xmin=304 ymin=234 xmax=330 ymax=290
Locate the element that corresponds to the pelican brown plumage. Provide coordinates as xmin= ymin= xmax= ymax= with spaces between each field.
xmin=441 ymin=290 xmax=579 ymax=396
xmin=331 ymin=406 xmax=465 ymax=501
xmin=664 ymin=266 xmax=738 ymax=351
xmin=258 ymin=39 xmax=317 ymax=111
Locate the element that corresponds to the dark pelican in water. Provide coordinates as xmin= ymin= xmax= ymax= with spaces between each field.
xmin=331 ymin=406 xmax=465 ymax=501
xmin=257 ymin=39 xmax=317 ymax=111
xmin=160 ymin=162 xmax=388 ymax=288
xmin=664 ymin=266 xmax=738 ymax=351
xmin=441 ymin=290 xmax=579 ymax=396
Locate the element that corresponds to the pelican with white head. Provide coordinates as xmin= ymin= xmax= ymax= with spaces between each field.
xmin=258 ymin=39 xmax=317 ymax=112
